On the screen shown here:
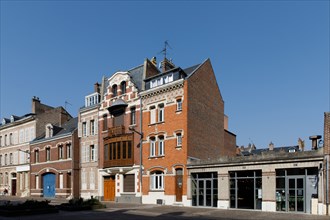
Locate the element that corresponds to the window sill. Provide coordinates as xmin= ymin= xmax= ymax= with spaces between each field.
xmin=176 ymin=146 xmax=182 ymax=149
xmin=175 ymin=110 xmax=182 ymax=113
xmin=149 ymin=155 xmax=165 ymax=159
xmin=149 ymin=189 xmax=164 ymax=192
xmin=148 ymin=121 xmax=165 ymax=126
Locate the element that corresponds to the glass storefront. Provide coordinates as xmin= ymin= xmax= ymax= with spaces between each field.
xmin=191 ymin=172 xmax=218 ymax=207
xmin=229 ymin=170 xmax=262 ymax=210
xmin=276 ymin=168 xmax=318 ymax=213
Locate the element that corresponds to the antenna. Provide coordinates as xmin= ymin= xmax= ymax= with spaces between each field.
xmin=158 ymin=40 xmax=172 ymax=60
xmin=65 ymin=100 xmax=72 ymax=110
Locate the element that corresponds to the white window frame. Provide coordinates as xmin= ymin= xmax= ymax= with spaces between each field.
xmin=82 ymin=122 xmax=87 ymax=136
xmin=150 ymin=171 xmax=164 ymax=190
xmin=150 ymin=106 xmax=156 ymax=124
xmin=158 ymin=104 xmax=164 ymax=122
xmin=67 ymin=144 xmax=72 ymax=159
xmin=90 ymin=120 xmax=95 ymax=135
xmin=90 ymin=145 xmax=95 ymax=161
xmin=150 ymin=138 xmax=156 ymax=157
xmin=46 ymin=147 xmax=51 ymax=161
xmin=177 ymin=99 xmax=182 ymax=111
xmin=158 ymin=137 xmax=164 ymax=156
xmin=177 ymin=133 xmax=182 ymax=147
xmin=59 ymin=145 xmax=63 ymax=159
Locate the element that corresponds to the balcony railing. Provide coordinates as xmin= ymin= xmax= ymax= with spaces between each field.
xmin=107 ymin=125 xmax=125 ymax=138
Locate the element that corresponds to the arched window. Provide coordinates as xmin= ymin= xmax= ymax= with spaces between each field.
xmin=112 ymin=84 xmax=118 ymax=97
xmin=121 ymin=81 xmax=126 ymax=94
xmin=158 ymin=136 xmax=164 ymax=156
xmin=150 ymin=170 xmax=164 ymax=190
xmin=150 ymin=137 xmax=156 ymax=157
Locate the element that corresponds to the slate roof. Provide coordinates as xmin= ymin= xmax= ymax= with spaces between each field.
xmin=241 ymin=145 xmax=300 ymax=156
xmin=128 ymin=64 xmax=144 ymax=91
xmin=31 ymin=117 xmax=78 ymax=143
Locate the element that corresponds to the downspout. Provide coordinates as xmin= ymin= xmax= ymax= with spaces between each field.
xmin=139 ymin=96 xmax=143 ymax=203
xmin=326 ymin=156 xmax=329 ymax=215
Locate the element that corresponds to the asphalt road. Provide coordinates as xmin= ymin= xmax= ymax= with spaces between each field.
xmin=0 ymin=196 xmax=329 ymax=220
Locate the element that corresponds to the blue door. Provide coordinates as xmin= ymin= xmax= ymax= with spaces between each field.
xmin=43 ymin=173 xmax=55 ymax=198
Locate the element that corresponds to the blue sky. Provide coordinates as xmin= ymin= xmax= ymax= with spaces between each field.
xmin=1 ymin=0 xmax=329 ymax=149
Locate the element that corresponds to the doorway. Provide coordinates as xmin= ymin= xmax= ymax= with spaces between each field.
xmin=104 ymin=176 xmax=116 ymax=201
xmin=43 ymin=173 xmax=56 ymax=198
xmin=288 ymin=177 xmax=304 ymax=212
xmin=175 ymin=169 xmax=183 ymax=202
xmin=191 ymin=172 xmax=217 ymax=207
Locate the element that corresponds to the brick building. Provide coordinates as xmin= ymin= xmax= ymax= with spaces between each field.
xmin=0 ymin=97 xmax=71 ymax=197
xmin=97 ymin=64 xmax=145 ymax=203
xmin=140 ymin=58 xmax=236 ymax=206
xmin=30 ymin=117 xmax=79 ymax=198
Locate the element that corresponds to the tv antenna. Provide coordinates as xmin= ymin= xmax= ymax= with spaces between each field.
xmin=65 ymin=100 xmax=72 ymax=110
xmin=159 ymin=40 xmax=172 ymax=60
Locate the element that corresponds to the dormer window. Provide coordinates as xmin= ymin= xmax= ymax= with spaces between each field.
xmin=45 ymin=124 xmax=53 ymax=138
xmin=85 ymin=93 xmax=100 ymax=107
xmin=121 ymin=81 xmax=126 ymax=94
xmin=112 ymin=84 xmax=118 ymax=97
xmin=10 ymin=116 xmax=14 ymax=123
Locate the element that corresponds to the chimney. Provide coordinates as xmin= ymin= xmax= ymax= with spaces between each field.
xmin=94 ymin=82 xmax=100 ymax=93
xmin=32 ymin=96 xmax=41 ymax=114
xmin=151 ymin=57 xmax=157 ymax=66
xmin=160 ymin=58 xmax=175 ymax=72
xmin=298 ymin=138 xmax=305 ymax=151
xmin=269 ymin=142 xmax=274 ymax=151
xmin=309 ymin=135 xmax=322 ymax=150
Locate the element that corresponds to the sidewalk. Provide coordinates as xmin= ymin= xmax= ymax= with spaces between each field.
xmin=0 ymin=196 xmax=329 ymax=220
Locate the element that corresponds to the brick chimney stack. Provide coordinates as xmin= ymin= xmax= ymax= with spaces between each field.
xmin=298 ymin=138 xmax=305 ymax=151
xmin=94 ymin=82 xmax=100 ymax=93
xmin=160 ymin=58 xmax=175 ymax=72
xmin=32 ymin=96 xmax=41 ymax=114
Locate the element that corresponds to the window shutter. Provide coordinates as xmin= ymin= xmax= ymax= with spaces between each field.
xmin=78 ymin=122 xmax=82 ymax=137
xmin=81 ymin=145 xmax=85 ymax=163
xmin=86 ymin=145 xmax=90 ymax=162
xmin=86 ymin=121 xmax=90 ymax=136
xmin=94 ymin=144 xmax=98 ymax=161
xmin=94 ymin=120 xmax=98 ymax=135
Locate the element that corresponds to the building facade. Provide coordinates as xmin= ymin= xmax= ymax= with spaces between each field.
xmin=187 ymin=112 xmax=330 ymax=216
xmin=78 ymin=83 xmax=101 ymax=199
xmin=98 ymin=64 xmax=145 ymax=203
xmin=30 ymin=117 xmax=79 ymax=198
xmin=140 ymin=58 xmax=236 ymax=206
xmin=0 ymin=97 xmax=71 ymax=197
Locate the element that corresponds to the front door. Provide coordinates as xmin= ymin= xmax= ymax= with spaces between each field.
xmin=288 ymin=177 xmax=304 ymax=212
xmin=175 ymin=169 xmax=183 ymax=202
xmin=11 ymin=179 xmax=16 ymax=196
xmin=104 ymin=176 xmax=115 ymax=201
xmin=197 ymin=179 xmax=213 ymax=207
xmin=43 ymin=173 xmax=56 ymax=198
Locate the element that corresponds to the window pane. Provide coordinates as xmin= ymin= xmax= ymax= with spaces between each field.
xmin=128 ymin=141 xmax=132 ymax=159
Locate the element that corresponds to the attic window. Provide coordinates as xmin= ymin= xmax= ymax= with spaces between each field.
xmin=46 ymin=124 xmax=53 ymax=138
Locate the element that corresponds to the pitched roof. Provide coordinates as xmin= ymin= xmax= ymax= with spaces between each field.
xmin=128 ymin=64 xmax=144 ymax=91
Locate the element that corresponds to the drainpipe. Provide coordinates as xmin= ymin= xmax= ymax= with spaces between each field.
xmin=326 ymin=156 xmax=329 ymax=215
xmin=139 ymin=97 xmax=143 ymax=203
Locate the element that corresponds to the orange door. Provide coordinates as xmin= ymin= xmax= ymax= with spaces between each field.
xmin=104 ymin=176 xmax=115 ymax=201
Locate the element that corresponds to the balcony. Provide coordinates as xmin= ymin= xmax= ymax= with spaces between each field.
xmin=104 ymin=125 xmax=125 ymax=138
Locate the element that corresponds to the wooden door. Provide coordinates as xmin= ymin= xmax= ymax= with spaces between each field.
xmin=104 ymin=176 xmax=115 ymax=201
xmin=175 ymin=169 xmax=183 ymax=202
xmin=11 ymin=179 xmax=17 ymax=196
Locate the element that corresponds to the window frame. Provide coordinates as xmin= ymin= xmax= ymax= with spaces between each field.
xmin=158 ymin=104 xmax=164 ymax=122
xmin=150 ymin=171 xmax=164 ymax=190
xmin=150 ymin=138 xmax=156 ymax=157
xmin=130 ymin=107 xmax=136 ymax=125
xmin=177 ymin=133 xmax=182 ymax=147
xmin=121 ymin=81 xmax=126 ymax=94
xmin=46 ymin=147 xmax=51 ymax=161
xmin=177 ymin=99 xmax=182 ymax=111
xmin=35 ymin=150 xmax=39 ymax=163
xmin=158 ymin=136 xmax=164 ymax=156
xmin=112 ymin=84 xmax=118 ymax=97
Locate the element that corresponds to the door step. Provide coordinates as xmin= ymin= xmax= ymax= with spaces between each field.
xmin=173 ymin=202 xmax=183 ymax=206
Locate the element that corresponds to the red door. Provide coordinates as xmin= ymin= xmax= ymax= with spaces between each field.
xmin=104 ymin=176 xmax=115 ymax=201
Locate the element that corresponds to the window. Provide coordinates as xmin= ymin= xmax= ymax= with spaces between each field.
xmin=46 ymin=147 xmax=51 ymax=161
xmin=150 ymin=171 xmax=164 ymax=190
xmin=158 ymin=104 xmax=164 ymax=122
xmin=9 ymin=153 xmax=13 ymax=164
xmin=150 ymin=138 xmax=156 ymax=157
xmin=158 ymin=136 xmax=164 ymax=156
xmin=35 ymin=150 xmax=39 ymax=163
xmin=5 ymin=154 xmax=7 ymax=165
xmin=177 ymin=133 xmax=182 ymax=146
xmin=90 ymin=145 xmax=95 ymax=161
xmin=67 ymin=144 xmax=71 ymax=158
xmin=59 ymin=174 xmax=63 ymax=189
xmin=103 ymin=114 xmax=108 ymax=131
xmin=59 ymin=145 xmax=63 ymax=159
xmin=0 ymin=155 xmax=2 ymax=166
xmin=0 ymin=136 xmax=2 ymax=147
xmin=82 ymin=122 xmax=87 ymax=136
xmin=177 ymin=99 xmax=182 ymax=111
xmin=90 ymin=120 xmax=95 ymax=135
xmin=112 ymin=84 xmax=118 ymax=97
xmin=9 ymin=133 xmax=13 ymax=145
xmin=130 ymin=107 xmax=136 ymax=125
xmin=4 ymin=135 xmax=7 ymax=146
xmin=150 ymin=106 xmax=156 ymax=124
xmin=121 ymin=81 xmax=126 ymax=94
